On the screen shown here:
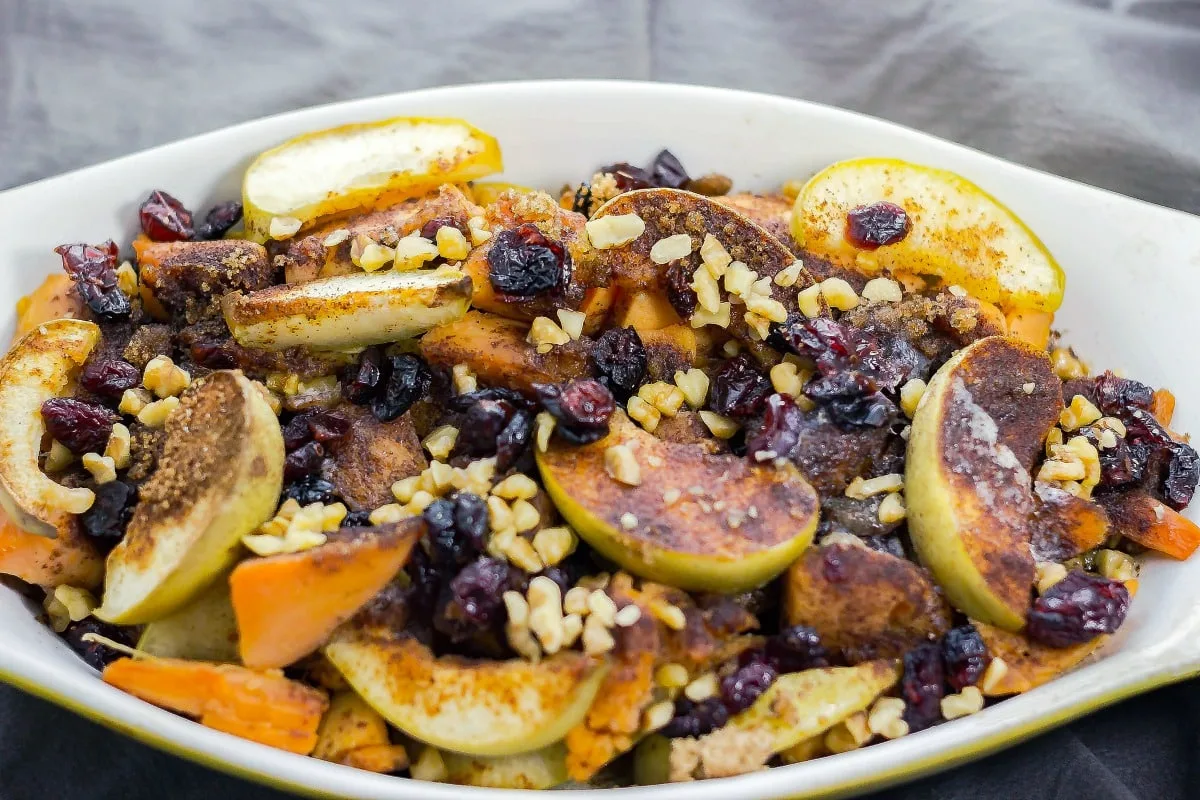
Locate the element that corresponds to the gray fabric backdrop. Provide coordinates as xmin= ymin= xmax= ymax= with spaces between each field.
xmin=2 ymin=1 xmax=1200 ymax=798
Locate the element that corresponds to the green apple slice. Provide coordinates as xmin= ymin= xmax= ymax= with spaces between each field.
xmin=137 ymin=578 xmax=239 ymax=662
xmin=441 ymin=743 xmax=569 ymax=789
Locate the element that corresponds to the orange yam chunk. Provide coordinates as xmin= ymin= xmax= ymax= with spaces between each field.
xmin=1150 ymin=388 xmax=1176 ymax=428
xmin=1004 ymin=309 xmax=1052 ymax=350
xmin=611 ymin=290 xmax=682 ymax=331
xmin=103 ymin=657 xmax=328 ymax=754
xmin=15 ymin=274 xmax=87 ymax=339
xmin=231 ymin=521 xmax=421 ymax=669
xmin=0 ymin=512 xmax=103 ymax=589
xmin=1100 ymin=491 xmax=1200 ymax=560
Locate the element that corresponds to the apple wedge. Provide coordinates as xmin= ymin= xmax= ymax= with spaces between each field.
xmin=442 ymin=744 xmax=569 ymax=789
xmin=222 ymin=268 xmax=472 ymax=351
xmin=791 ymin=157 xmax=1065 ymax=312
xmin=906 ymin=335 xmax=1063 ymax=630
xmin=324 ymin=629 xmax=609 ymax=757
xmin=536 ymin=410 xmax=819 ymax=593
xmin=96 ymin=371 xmax=284 ymax=624
xmin=0 ymin=319 xmax=101 ymax=536
xmin=241 ymin=116 xmax=502 ymax=242
xmin=138 ymin=577 xmax=240 ymax=662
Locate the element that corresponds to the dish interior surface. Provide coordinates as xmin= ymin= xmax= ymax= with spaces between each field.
xmin=2 ymin=80 xmax=1200 ymax=800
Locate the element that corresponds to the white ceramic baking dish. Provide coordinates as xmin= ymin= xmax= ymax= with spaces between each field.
xmin=1 ymin=80 xmax=1199 ymax=800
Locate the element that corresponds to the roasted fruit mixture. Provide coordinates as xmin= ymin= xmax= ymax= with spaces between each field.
xmin=2 ymin=117 xmax=1197 ymax=789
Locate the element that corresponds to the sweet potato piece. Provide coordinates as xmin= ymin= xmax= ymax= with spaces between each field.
xmin=103 ymin=657 xmax=328 ymax=753
xmin=136 ymin=238 xmax=272 ymax=323
xmin=0 ymin=511 xmax=103 ymax=589
xmin=1030 ymin=483 xmax=1110 ymax=561
xmin=639 ymin=324 xmax=698 ymax=382
xmin=1005 ymin=309 xmax=1052 ymax=350
xmin=974 ymin=622 xmax=1105 ymax=695
xmin=610 ymin=290 xmax=682 ymax=332
xmin=15 ymin=275 xmax=88 ymax=338
xmin=579 ymin=287 xmax=616 ymax=335
xmin=321 ymin=404 xmax=427 ymax=512
xmin=1151 ymin=388 xmax=1176 ymax=427
xmin=313 ymin=691 xmax=408 ymax=772
xmin=1099 ymin=490 xmax=1200 ymax=560
xmin=783 ymin=543 xmax=952 ymax=663
xmin=420 ymin=310 xmax=593 ymax=397
xmin=231 ymin=520 xmax=421 ymax=669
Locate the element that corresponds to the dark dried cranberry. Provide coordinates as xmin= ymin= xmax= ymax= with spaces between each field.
xmin=746 ymin=393 xmax=803 ymax=462
xmin=942 ymin=625 xmax=989 ymax=691
xmin=186 ymin=333 xmax=238 ymax=369
xmin=709 ymin=354 xmax=771 ymax=419
xmin=845 ymin=201 xmax=911 ymax=250
xmin=598 ymin=162 xmax=655 ymax=192
xmin=426 ymin=493 xmax=490 ymax=570
xmin=536 ymin=380 xmax=614 ymax=444
xmin=284 ymin=475 xmax=337 ymax=506
xmin=1090 ymin=432 xmax=1148 ymax=487
xmin=765 ymin=625 xmax=829 ymax=672
xmin=660 ymin=698 xmax=730 ymax=739
xmin=284 ymin=441 xmax=325 ymax=481
xmin=306 ymin=411 xmax=350 ymax=444
xmin=54 ymin=240 xmax=130 ymax=320
xmin=40 ymin=398 xmax=115 ymax=455
xmin=1026 ymin=570 xmax=1130 ymax=648
xmin=419 ymin=216 xmax=464 ymax=240
xmin=648 ymin=149 xmax=691 ymax=189
xmin=487 ymin=224 xmax=568 ymax=297
xmin=61 ymin=618 xmax=137 ymax=671
xmin=592 ymin=327 xmax=647 ymax=396
xmin=1093 ymin=372 xmax=1153 ymax=416
xmin=537 ymin=548 xmax=593 ymax=596
xmin=340 ymin=510 xmax=373 ymax=528
xmin=901 ymin=643 xmax=946 ymax=732
xmin=451 ymin=492 xmax=490 ymax=550
xmin=435 ymin=556 xmax=518 ymax=642
xmin=448 ymin=387 xmax=533 ymax=413
xmin=663 ymin=260 xmax=699 ymax=319
xmin=805 ymin=372 xmax=897 ymax=428
xmin=822 ymin=547 xmax=850 ymax=582
xmin=371 ymin=354 xmax=432 ymax=422
xmin=139 ymin=190 xmax=194 ymax=242
xmin=341 ymin=347 xmax=384 ymax=405
xmin=79 ymin=359 xmax=140 ymax=399
xmin=80 ymin=481 xmax=136 ymax=546
xmin=282 ymin=414 xmax=314 ymax=451
xmin=456 ymin=399 xmax=517 ymax=457
xmin=1161 ymin=442 xmax=1200 ymax=509
xmin=194 ymin=201 xmax=243 ymax=240
xmin=861 ymin=534 xmax=907 ymax=559
xmin=720 ymin=658 xmax=777 ymax=714
xmin=495 ymin=410 xmax=533 ymax=471
xmin=405 ymin=547 xmax=443 ymax=616
xmin=1113 ymin=405 xmax=1199 ymax=509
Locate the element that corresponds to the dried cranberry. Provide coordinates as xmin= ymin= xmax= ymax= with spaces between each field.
xmin=426 ymin=493 xmax=488 ymax=570
xmin=284 ymin=441 xmax=325 ymax=481
xmin=405 ymin=547 xmax=443 ymax=616
xmin=340 ymin=510 xmax=373 ymax=528
xmin=282 ymin=414 xmax=314 ymax=451
xmin=597 ymin=149 xmax=691 ymax=191
xmin=592 ymin=327 xmax=647 ymax=396
xmin=61 ymin=618 xmax=137 ymax=671
xmin=598 ymin=162 xmax=655 ymax=192
xmin=448 ymin=387 xmax=534 ymax=412
xmin=822 ymin=547 xmax=850 ymax=583
xmin=845 ymin=201 xmax=911 ymax=249
xmin=663 ymin=260 xmax=699 ymax=319
xmin=435 ymin=556 xmax=519 ymax=642
xmin=138 ymin=190 xmax=194 ymax=242
xmin=1101 ymin=399 xmax=1200 ymax=509
xmin=1093 ymin=372 xmax=1153 ymax=415
xmin=1161 ymin=443 xmax=1200 ymax=509
xmin=284 ymin=475 xmax=337 ymax=506
xmin=537 ymin=548 xmax=593 ymax=596
xmin=1026 ymin=570 xmax=1130 ymax=648
xmin=746 ymin=393 xmax=804 ymax=462
xmin=660 ymin=698 xmax=729 ymax=738
xmin=451 ymin=491 xmax=490 ymax=550
xmin=419 ymin=216 xmax=464 ymax=240
xmin=901 ymin=643 xmax=946 ymax=732
xmin=487 ymin=224 xmax=568 ymax=297
xmin=861 ymin=534 xmax=906 ymax=559
xmin=455 ymin=399 xmax=517 ymax=457
xmin=306 ymin=411 xmax=350 ymax=444
xmin=765 ymin=625 xmax=829 ymax=672
xmin=805 ymin=372 xmax=897 ymax=428
xmin=371 ymin=354 xmax=432 ymax=422
xmin=187 ymin=333 xmax=238 ymax=369
xmin=720 ymin=658 xmax=777 ymax=714
xmin=495 ymin=410 xmax=533 ymax=471
xmin=194 ymin=201 xmax=243 ymax=241
xmin=341 ymin=347 xmax=384 ymax=405
xmin=80 ymin=481 xmax=136 ymax=547
xmin=942 ymin=625 xmax=990 ymax=691
xmin=54 ymin=240 xmax=130 ymax=320
xmin=536 ymin=380 xmax=615 ymax=444
xmin=79 ymin=359 xmax=140 ymax=399
xmin=40 ymin=398 xmax=115 ymax=455
xmin=709 ymin=354 xmax=771 ymax=419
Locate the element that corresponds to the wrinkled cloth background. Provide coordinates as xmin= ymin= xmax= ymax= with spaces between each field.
xmin=3 ymin=0 xmax=1200 ymax=797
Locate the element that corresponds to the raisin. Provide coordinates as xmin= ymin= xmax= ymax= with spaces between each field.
xmin=62 ymin=618 xmax=137 ymax=670
xmin=592 ymin=327 xmax=647 ymax=396
xmin=663 ymin=260 xmax=699 ymax=319
xmin=54 ymin=240 xmax=131 ymax=320
xmin=138 ymin=190 xmax=194 ymax=242
xmin=341 ymin=347 xmax=384 ymax=405
xmin=495 ymin=409 xmax=533 ymax=471
xmin=660 ymin=698 xmax=729 ymax=739
xmin=435 ymin=556 xmax=520 ymax=642
xmin=194 ymin=201 xmax=243 ymax=241
xmin=40 ymin=398 xmax=116 ymax=455
xmin=845 ymin=201 xmax=911 ymax=249
xmin=942 ymin=625 xmax=989 ymax=691
xmin=455 ymin=399 xmax=517 ymax=457
xmin=371 ymin=354 xmax=431 ymax=422
xmin=419 ymin=217 xmax=465 ymax=240
xmin=535 ymin=379 xmax=614 ymax=444
xmin=487 ymin=224 xmax=568 ymax=297
xmin=340 ymin=510 xmax=373 ymax=528
xmin=305 ymin=411 xmax=350 ymax=445
xmin=284 ymin=475 xmax=337 ymax=506
xmin=720 ymin=658 xmax=777 ymax=714
xmin=765 ymin=625 xmax=829 ymax=672
xmin=79 ymin=359 xmax=140 ymax=399
xmin=284 ymin=441 xmax=325 ymax=481
xmin=79 ymin=481 xmax=136 ymax=547
xmin=901 ymin=642 xmax=946 ymax=732
xmin=1026 ymin=570 xmax=1130 ymax=648
xmin=451 ymin=491 xmax=490 ymax=551
xmin=745 ymin=393 xmax=804 ymax=462
xmin=709 ymin=354 xmax=771 ymax=419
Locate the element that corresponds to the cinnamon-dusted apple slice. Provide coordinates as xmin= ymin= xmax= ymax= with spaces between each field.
xmin=241 ymin=116 xmax=501 ymax=242
xmin=324 ymin=629 xmax=608 ymax=757
xmin=536 ymin=410 xmax=819 ymax=593
xmin=906 ymin=335 xmax=1063 ymax=630
xmin=222 ymin=268 xmax=472 ymax=351
xmin=0 ymin=319 xmax=101 ymax=536
xmin=96 ymin=371 xmax=284 ymax=624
